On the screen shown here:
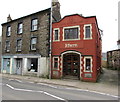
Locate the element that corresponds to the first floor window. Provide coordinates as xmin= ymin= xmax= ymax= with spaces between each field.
xmin=30 ymin=37 xmax=37 ymax=50
xmin=84 ymin=57 xmax=92 ymax=72
xmin=53 ymin=57 xmax=59 ymax=69
xmin=16 ymin=39 xmax=22 ymax=51
xmin=5 ymin=40 xmax=10 ymax=52
xmin=64 ymin=27 xmax=79 ymax=40
xmin=54 ymin=29 xmax=59 ymax=41
xmin=84 ymin=24 xmax=92 ymax=39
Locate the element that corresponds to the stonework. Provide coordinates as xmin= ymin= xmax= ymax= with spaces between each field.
xmin=107 ymin=49 xmax=120 ymax=70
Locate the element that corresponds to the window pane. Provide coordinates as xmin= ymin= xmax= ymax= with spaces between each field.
xmin=18 ymin=23 xmax=23 ymax=34
xmin=86 ymin=58 xmax=91 ymax=71
xmin=55 ymin=30 xmax=58 ymax=40
xmin=31 ymin=38 xmax=37 ymax=44
xmin=31 ymin=37 xmax=37 ymax=50
xmin=85 ymin=26 xmax=90 ymax=38
xmin=17 ymin=39 xmax=22 ymax=51
xmin=31 ymin=19 xmax=38 ymax=31
xmin=6 ymin=41 xmax=10 ymax=52
xmin=54 ymin=58 xmax=58 ymax=69
xmin=7 ymin=26 xmax=11 ymax=36
xmin=64 ymin=28 xmax=78 ymax=40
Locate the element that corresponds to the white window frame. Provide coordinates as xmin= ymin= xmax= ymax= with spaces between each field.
xmin=16 ymin=39 xmax=22 ymax=51
xmin=84 ymin=24 xmax=92 ymax=40
xmin=53 ymin=28 xmax=60 ymax=41
xmin=5 ymin=40 xmax=10 ymax=52
xmin=63 ymin=25 xmax=80 ymax=41
xmin=6 ymin=26 xmax=11 ymax=36
xmin=18 ymin=23 xmax=23 ymax=34
xmin=31 ymin=37 xmax=37 ymax=50
xmin=84 ymin=56 xmax=93 ymax=72
xmin=31 ymin=19 xmax=38 ymax=31
xmin=53 ymin=57 xmax=59 ymax=70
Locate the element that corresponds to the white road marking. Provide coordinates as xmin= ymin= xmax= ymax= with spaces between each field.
xmin=7 ymin=79 xmax=119 ymax=99
xmin=43 ymin=91 xmax=65 ymax=101
xmin=9 ymin=79 xmax=22 ymax=83
xmin=6 ymin=84 xmax=65 ymax=101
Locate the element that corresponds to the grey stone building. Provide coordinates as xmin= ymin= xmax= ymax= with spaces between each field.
xmin=1 ymin=1 xmax=61 ymax=77
xmin=107 ymin=49 xmax=120 ymax=70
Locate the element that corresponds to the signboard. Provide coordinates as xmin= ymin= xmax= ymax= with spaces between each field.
xmin=84 ymin=73 xmax=92 ymax=78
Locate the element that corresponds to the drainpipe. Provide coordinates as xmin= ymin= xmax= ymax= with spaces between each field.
xmin=49 ymin=0 xmax=53 ymax=79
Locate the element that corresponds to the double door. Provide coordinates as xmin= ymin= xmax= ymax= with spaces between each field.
xmin=63 ymin=54 xmax=80 ymax=77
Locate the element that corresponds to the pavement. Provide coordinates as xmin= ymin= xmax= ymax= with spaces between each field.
xmin=0 ymin=68 xmax=119 ymax=96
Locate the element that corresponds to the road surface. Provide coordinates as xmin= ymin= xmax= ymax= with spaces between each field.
xmin=1 ymin=77 xmax=119 ymax=102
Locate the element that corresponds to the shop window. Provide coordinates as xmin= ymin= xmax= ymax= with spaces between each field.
xmin=17 ymin=23 xmax=23 ymax=34
xmin=31 ymin=19 xmax=38 ymax=31
xmin=53 ymin=57 xmax=59 ymax=69
xmin=6 ymin=26 xmax=11 ymax=36
xmin=84 ymin=24 xmax=92 ymax=39
xmin=5 ymin=40 xmax=10 ymax=52
xmin=84 ymin=57 xmax=92 ymax=72
xmin=53 ymin=28 xmax=60 ymax=41
xmin=28 ymin=58 xmax=38 ymax=72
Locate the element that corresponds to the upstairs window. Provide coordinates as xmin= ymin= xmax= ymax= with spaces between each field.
xmin=16 ymin=39 xmax=22 ymax=51
xmin=30 ymin=37 xmax=37 ymax=50
xmin=5 ymin=40 xmax=10 ymax=52
xmin=84 ymin=24 xmax=92 ymax=39
xmin=31 ymin=19 xmax=38 ymax=31
xmin=6 ymin=26 xmax=11 ymax=36
xmin=63 ymin=26 xmax=80 ymax=40
xmin=18 ymin=23 xmax=23 ymax=34
xmin=53 ymin=28 xmax=60 ymax=41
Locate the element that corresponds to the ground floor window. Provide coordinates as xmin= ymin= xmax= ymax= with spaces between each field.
xmin=53 ymin=57 xmax=59 ymax=70
xmin=84 ymin=56 xmax=92 ymax=72
xmin=28 ymin=58 xmax=38 ymax=72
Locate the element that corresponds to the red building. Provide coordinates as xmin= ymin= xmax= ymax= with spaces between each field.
xmin=51 ymin=14 xmax=102 ymax=82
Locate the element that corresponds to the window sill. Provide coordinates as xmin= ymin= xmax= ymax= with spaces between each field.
xmin=31 ymin=30 xmax=38 ymax=32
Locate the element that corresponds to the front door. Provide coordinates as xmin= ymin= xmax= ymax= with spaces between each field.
xmin=63 ymin=53 xmax=80 ymax=78
xmin=16 ymin=59 xmax=22 ymax=75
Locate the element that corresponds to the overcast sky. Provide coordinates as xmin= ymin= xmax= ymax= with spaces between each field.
xmin=0 ymin=0 xmax=119 ymax=52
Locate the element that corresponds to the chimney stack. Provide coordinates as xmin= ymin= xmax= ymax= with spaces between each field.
xmin=7 ymin=14 xmax=12 ymax=22
xmin=52 ymin=0 xmax=61 ymax=22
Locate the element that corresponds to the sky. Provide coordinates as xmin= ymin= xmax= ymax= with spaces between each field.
xmin=0 ymin=0 xmax=119 ymax=53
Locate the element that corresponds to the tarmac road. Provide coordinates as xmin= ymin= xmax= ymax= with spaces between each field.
xmin=1 ymin=77 xmax=119 ymax=102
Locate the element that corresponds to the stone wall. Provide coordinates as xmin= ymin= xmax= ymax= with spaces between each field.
xmin=107 ymin=49 xmax=120 ymax=70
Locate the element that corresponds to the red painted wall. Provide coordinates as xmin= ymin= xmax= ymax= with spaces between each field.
xmin=52 ymin=14 xmax=102 ymax=82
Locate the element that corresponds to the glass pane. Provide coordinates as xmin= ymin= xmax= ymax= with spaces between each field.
xmin=86 ymin=58 xmax=91 ymax=71
xmin=32 ymin=19 xmax=38 ymax=31
xmin=85 ymin=26 xmax=90 ymax=38
xmin=64 ymin=28 xmax=78 ymax=40
xmin=31 ymin=38 xmax=37 ymax=44
xmin=55 ymin=30 xmax=58 ymax=40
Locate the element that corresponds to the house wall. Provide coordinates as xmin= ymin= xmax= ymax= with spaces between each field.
xmin=52 ymin=15 xmax=102 ymax=82
xmin=1 ymin=0 xmax=61 ymax=76
xmin=107 ymin=49 xmax=120 ymax=70
xmin=2 ymin=10 xmax=50 ymax=57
